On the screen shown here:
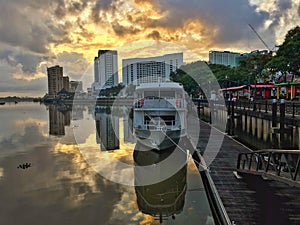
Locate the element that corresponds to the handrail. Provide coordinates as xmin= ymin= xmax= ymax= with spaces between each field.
xmin=237 ymin=149 xmax=300 ymax=186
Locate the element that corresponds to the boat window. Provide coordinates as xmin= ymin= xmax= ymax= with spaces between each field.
xmin=160 ymin=91 xmax=175 ymax=98
xmin=144 ymin=91 xmax=159 ymax=98
xmin=176 ymin=93 xmax=182 ymax=99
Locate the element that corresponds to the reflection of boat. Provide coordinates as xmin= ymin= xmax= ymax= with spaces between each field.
xmin=134 ymin=145 xmax=187 ymax=223
xmin=0 ymin=101 xmax=5 ymax=105
xmin=133 ymin=82 xmax=187 ymax=150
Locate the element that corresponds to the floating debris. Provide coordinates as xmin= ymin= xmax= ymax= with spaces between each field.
xmin=17 ymin=163 xmax=32 ymax=169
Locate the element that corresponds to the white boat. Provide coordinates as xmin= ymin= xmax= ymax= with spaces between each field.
xmin=133 ymin=82 xmax=187 ymax=150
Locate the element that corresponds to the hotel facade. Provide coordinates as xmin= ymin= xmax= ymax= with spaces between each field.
xmin=122 ymin=53 xmax=184 ymax=85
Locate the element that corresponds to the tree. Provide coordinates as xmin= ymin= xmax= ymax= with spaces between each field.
xmin=238 ymin=52 xmax=273 ymax=83
xmin=266 ymin=26 xmax=300 ymax=81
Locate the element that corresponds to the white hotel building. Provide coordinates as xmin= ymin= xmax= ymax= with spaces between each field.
xmin=209 ymin=51 xmax=241 ymax=68
xmin=92 ymin=50 xmax=118 ymax=95
xmin=122 ymin=53 xmax=184 ymax=85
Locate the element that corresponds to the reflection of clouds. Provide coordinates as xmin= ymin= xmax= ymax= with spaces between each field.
xmin=0 ymin=167 xmax=3 ymax=180
xmin=0 ymin=123 xmax=48 ymax=153
xmin=54 ymin=143 xmax=101 ymax=205
xmin=0 ymin=142 xmax=123 ymax=225
xmin=108 ymin=187 xmax=154 ymax=224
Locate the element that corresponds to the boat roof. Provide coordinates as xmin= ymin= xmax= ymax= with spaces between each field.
xmin=136 ymin=82 xmax=184 ymax=91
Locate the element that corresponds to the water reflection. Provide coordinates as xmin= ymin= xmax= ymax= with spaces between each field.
xmin=0 ymin=103 xmax=216 ymax=224
xmin=134 ymin=143 xmax=188 ymax=223
xmin=95 ymin=107 xmax=120 ymax=150
xmin=49 ymin=104 xmax=71 ymax=136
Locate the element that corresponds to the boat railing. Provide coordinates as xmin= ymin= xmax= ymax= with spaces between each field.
xmin=142 ymin=119 xmax=179 ymax=131
xmin=134 ymin=98 xmax=185 ymax=109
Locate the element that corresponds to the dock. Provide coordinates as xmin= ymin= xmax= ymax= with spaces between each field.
xmin=187 ymin=110 xmax=300 ymax=225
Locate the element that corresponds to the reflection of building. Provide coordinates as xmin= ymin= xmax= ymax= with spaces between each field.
xmin=70 ymin=81 xmax=83 ymax=93
xmin=209 ymin=51 xmax=241 ymax=67
xmin=95 ymin=108 xmax=119 ymax=150
xmin=49 ymin=105 xmax=71 ymax=136
xmin=92 ymin=50 xmax=118 ymax=95
xmin=134 ymin=147 xmax=187 ymax=223
xmin=72 ymin=105 xmax=85 ymax=120
xmin=122 ymin=53 xmax=184 ymax=86
xmin=47 ymin=65 xmax=69 ymax=98
xmin=123 ymin=117 xmax=136 ymax=144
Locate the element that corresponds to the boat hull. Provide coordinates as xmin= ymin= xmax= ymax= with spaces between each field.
xmin=134 ymin=129 xmax=185 ymax=151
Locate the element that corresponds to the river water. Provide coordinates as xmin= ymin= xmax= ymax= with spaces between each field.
xmin=0 ymin=102 xmax=215 ymax=225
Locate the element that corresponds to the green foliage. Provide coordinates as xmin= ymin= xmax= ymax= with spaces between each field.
xmin=267 ymin=26 xmax=300 ymax=76
xmin=99 ymin=84 xmax=125 ymax=97
xmin=170 ymin=26 xmax=300 ymax=95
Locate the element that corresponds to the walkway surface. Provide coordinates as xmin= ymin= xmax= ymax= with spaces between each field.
xmin=187 ymin=110 xmax=300 ymax=225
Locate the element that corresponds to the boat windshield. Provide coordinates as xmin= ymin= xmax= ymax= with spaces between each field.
xmin=143 ymin=90 xmax=177 ymax=99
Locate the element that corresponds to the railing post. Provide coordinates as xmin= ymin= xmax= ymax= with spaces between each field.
xmin=292 ymin=102 xmax=295 ymax=118
xmin=280 ymin=99 xmax=285 ymax=148
xmin=293 ymin=154 xmax=300 ymax=181
xmin=231 ymin=100 xmax=235 ymax=135
xmin=272 ymin=99 xmax=278 ymax=149
xmin=237 ymin=154 xmax=241 ymax=169
xmin=253 ymin=101 xmax=256 ymax=111
xmin=265 ymin=100 xmax=268 ymax=113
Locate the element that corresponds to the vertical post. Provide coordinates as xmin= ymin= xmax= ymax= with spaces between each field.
xmin=231 ymin=100 xmax=235 ymax=136
xmin=210 ymin=101 xmax=213 ymax=124
xmin=272 ymin=99 xmax=278 ymax=148
xmin=265 ymin=100 xmax=268 ymax=113
xmin=292 ymin=103 xmax=295 ymax=118
xmin=227 ymin=100 xmax=231 ymax=134
xmin=197 ymin=101 xmax=200 ymax=118
xmin=280 ymin=99 xmax=285 ymax=148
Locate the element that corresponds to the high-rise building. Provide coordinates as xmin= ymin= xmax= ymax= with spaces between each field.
xmin=63 ymin=76 xmax=69 ymax=91
xmin=122 ymin=53 xmax=184 ymax=86
xmin=209 ymin=51 xmax=241 ymax=67
xmin=70 ymin=81 xmax=83 ymax=93
xmin=92 ymin=50 xmax=118 ymax=95
xmin=47 ymin=65 xmax=69 ymax=98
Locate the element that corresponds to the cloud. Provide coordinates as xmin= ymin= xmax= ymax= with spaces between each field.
xmin=146 ymin=30 xmax=161 ymax=40
xmin=0 ymin=0 xmax=298 ymax=96
xmin=55 ymin=51 xmax=90 ymax=81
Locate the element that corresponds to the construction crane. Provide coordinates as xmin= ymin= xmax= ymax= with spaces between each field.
xmin=248 ymin=24 xmax=272 ymax=52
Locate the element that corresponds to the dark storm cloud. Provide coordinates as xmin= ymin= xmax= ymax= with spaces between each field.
xmin=112 ymin=21 xmax=141 ymax=36
xmin=0 ymin=0 xmax=72 ymax=54
xmin=147 ymin=30 xmax=161 ymax=40
xmin=153 ymin=0 xmax=271 ymax=43
xmin=0 ymin=48 xmax=48 ymax=75
xmin=92 ymin=0 xmax=115 ymax=23
xmin=131 ymin=0 xmax=295 ymax=48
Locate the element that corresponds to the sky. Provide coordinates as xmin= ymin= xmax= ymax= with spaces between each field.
xmin=0 ymin=0 xmax=299 ymax=97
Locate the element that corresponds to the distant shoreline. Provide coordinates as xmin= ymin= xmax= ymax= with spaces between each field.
xmin=0 ymin=96 xmax=42 ymax=102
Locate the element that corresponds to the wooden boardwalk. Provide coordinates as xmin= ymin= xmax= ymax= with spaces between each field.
xmin=187 ymin=111 xmax=300 ymax=225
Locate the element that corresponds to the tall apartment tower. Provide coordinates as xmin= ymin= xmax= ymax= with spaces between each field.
xmin=92 ymin=50 xmax=118 ymax=95
xmin=122 ymin=53 xmax=184 ymax=86
xmin=47 ymin=65 xmax=69 ymax=98
xmin=47 ymin=65 xmax=63 ymax=98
